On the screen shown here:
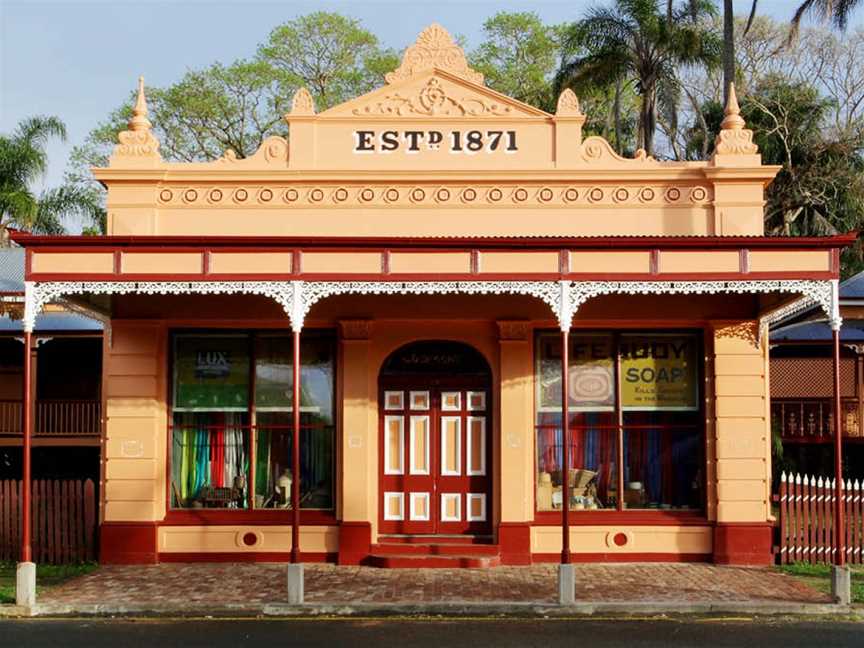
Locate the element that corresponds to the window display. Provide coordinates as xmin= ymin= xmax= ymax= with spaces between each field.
xmin=535 ymin=331 xmax=703 ymax=514
xmin=170 ymin=331 xmax=335 ymax=511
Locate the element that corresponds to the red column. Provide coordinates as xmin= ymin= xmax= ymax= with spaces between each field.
xmin=561 ymin=328 xmax=570 ymax=564
xmin=833 ymin=327 xmax=846 ymax=567
xmin=21 ymin=331 xmax=32 ymax=563
xmin=291 ymin=329 xmax=301 ymax=564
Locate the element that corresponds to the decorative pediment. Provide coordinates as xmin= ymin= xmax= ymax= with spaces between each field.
xmin=324 ymin=71 xmax=548 ymax=119
xmin=386 ymin=23 xmax=483 ymax=85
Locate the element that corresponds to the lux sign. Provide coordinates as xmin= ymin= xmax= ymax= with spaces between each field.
xmin=353 ymin=129 xmax=518 ymax=154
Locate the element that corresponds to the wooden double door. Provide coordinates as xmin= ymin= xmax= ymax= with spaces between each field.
xmin=379 ymin=380 xmax=491 ymax=535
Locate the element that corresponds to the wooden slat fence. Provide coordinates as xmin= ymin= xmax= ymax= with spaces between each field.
xmin=0 ymin=479 xmax=96 ymax=563
xmin=777 ymin=472 xmax=863 ymax=565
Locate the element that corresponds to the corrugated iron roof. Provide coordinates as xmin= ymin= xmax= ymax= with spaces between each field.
xmin=771 ymin=320 xmax=864 ymax=342
xmin=840 ymin=270 xmax=864 ymax=299
xmin=0 ymin=311 xmax=102 ymax=332
xmin=0 ymin=248 xmax=25 ymax=292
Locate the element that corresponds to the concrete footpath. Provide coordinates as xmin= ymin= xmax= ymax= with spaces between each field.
xmin=0 ymin=563 xmax=859 ymax=619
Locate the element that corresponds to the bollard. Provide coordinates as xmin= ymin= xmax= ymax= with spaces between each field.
xmin=558 ymin=563 xmax=575 ymax=606
xmin=16 ymin=562 xmax=36 ymax=607
xmin=831 ymin=565 xmax=851 ymax=606
xmin=287 ymin=563 xmax=304 ymax=605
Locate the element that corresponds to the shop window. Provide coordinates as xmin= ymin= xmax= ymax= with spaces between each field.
xmin=254 ymin=334 xmax=335 ymax=510
xmin=169 ymin=331 xmax=335 ymax=511
xmin=535 ymin=331 xmax=703 ymax=514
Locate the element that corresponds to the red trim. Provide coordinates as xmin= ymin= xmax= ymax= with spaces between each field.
xmin=22 ymin=270 xmax=841 ymax=283
xmin=337 ymin=521 xmax=372 ymax=565
xmin=533 ymin=511 xmax=709 ymax=525
xmin=100 ymin=522 xmax=159 ymax=564
xmin=498 ymin=522 xmax=531 ymax=565
xmin=532 ymin=552 xmax=711 ymax=563
xmin=712 ymin=522 xmax=773 ymax=566
xmin=10 ymin=232 xmax=858 ymax=250
xmin=158 ymin=552 xmax=336 ymax=563
xmin=161 ymin=510 xmax=336 ymax=525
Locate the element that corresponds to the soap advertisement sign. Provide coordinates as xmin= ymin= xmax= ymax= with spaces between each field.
xmin=620 ymin=334 xmax=698 ymax=411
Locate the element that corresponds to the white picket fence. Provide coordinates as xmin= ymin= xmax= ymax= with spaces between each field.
xmin=776 ymin=472 xmax=863 ymax=564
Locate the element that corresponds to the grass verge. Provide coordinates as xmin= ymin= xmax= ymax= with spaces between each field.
xmin=778 ymin=563 xmax=864 ymax=603
xmin=0 ymin=562 xmax=97 ymax=604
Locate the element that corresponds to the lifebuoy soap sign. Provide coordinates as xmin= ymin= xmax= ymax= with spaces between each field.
xmin=620 ymin=335 xmax=698 ymax=411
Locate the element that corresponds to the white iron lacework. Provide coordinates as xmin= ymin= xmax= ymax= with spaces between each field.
xmin=296 ymin=281 xmax=563 ymax=330
xmin=23 ymin=280 xmax=564 ymax=331
xmin=24 ymin=278 xmax=837 ymax=333
xmin=23 ymin=281 xmax=296 ymax=332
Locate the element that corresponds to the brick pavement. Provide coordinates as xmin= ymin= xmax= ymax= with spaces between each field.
xmin=38 ymin=563 xmax=829 ymax=606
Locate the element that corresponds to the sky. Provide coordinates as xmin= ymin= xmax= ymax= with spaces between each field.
xmin=2 ymin=0 xmax=863 ymax=200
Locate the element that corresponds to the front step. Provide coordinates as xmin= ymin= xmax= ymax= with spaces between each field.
xmin=370 ymin=542 xmax=499 ymax=556
xmin=367 ymin=553 xmax=501 ymax=568
xmin=369 ymin=538 xmax=501 ymax=568
xmin=377 ymin=534 xmax=493 ymax=545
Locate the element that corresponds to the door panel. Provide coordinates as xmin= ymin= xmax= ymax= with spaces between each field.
xmin=379 ymin=384 xmax=490 ymax=535
xmin=409 ymin=415 xmax=431 ymax=475
xmin=439 ymin=416 xmax=461 ymax=476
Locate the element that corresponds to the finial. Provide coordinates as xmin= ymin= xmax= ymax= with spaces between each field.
xmin=555 ymin=88 xmax=583 ymax=117
xmin=712 ymin=82 xmax=758 ymax=157
xmin=290 ymin=87 xmax=316 ymax=116
xmin=128 ymin=76 xmax=152 ymax=132
xmin=385 ymin=23 xmax=483 ymax=85
xmin=109 ymin=75 xmax=161 ymax=165
xmin=720 ymin=83 xmax=746 ymax=131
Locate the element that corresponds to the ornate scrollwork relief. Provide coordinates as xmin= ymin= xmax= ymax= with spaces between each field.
xmin=579 ymin=136 xmax=655 ymax=165
xmin=353 ymin=78 xmax=511 ymax=117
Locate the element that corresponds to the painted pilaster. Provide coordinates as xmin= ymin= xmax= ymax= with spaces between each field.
xmin=711 ymin=319 xmax=772 ymax=564
xmin=337 ymin=320 xmax=375 ymax=563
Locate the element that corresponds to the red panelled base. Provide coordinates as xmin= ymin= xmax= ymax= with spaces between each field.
xmin=159 ymin=552 xmax=335 ymax=563
xmin=96 ymin=520 xmax=752 ymax=566
xmin=100 ymin=523 xmax=158 ymax=564
xmin=713 ymin=522 xmax=773 ymax=565
xmin=498 ymin=522 xmax=532 ymax=565
xmin=532 ymin=552 xmax=711 ymax=563
xmin=337 ymin=521 xmax=372 ymax=565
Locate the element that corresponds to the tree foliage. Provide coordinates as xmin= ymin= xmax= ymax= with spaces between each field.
xmin=0 ymin=116 xmax=103 ymax=237
xmin=469 ymin=12 xmax=564 ymax=111
xmin=70 ymin=11 xmax=395 ymax=178
xmin=258 ymin=11 xmax=398 ymax=111
xmin=556 ymin=0 xmax=721 ymax=156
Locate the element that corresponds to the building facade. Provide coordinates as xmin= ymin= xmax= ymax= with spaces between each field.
xmin=12 ymin=25 xmax=854 ymax=566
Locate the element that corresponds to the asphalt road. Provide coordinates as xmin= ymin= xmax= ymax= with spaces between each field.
xmin=1 ymin=618 xmax=861 ymax=647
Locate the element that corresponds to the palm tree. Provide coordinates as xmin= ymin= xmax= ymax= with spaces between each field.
xmin=557 ymin=0 xmax=721 ymax=157
xmin=0 ymin=116 xmax=102 ymax=238
xmin=792 ymin=0 xmax=862 ymax=37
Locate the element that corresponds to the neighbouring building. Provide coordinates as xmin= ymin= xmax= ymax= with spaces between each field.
xmin=771 ymin=271 xmax=864 ymax=479
xmin=0 ymin=248 xmax=102 ymax=483
xmin=11 ymin=25 xmax=855 ymax=566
